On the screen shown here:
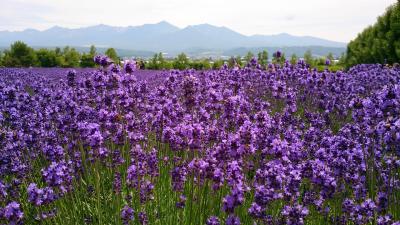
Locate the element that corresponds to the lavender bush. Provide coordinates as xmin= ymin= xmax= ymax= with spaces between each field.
xmin=0 ymin=57 xmax=399 ymax=224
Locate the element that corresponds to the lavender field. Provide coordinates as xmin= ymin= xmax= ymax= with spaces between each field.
xmin=0 ymin=57 xmax=400 ymax=225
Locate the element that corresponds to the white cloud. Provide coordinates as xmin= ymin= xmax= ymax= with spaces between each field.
xmin=0 ymin=0 xmax=397 ymax=42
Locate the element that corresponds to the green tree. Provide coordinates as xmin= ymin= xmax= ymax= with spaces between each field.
xmin=146 ymin=53 xmax=167 ymax=69
xmin=244 ymin=51 xmax=254 ymax=63
xmin=147 ymin=53 xmax=159 ymax=69
xmin=346 ymin=1 xmax=400 ymax=66
xmin=63 ymin=46 xmax=80 ymax=68
xmin=212 ymin=59 xmax=224 ymax=70
xmin=36 ymin=48 xmax=57 ymax=67
xmin=338 ymin=53 xmax=346 ymax=66
xmin=150 ymin=54 xmax=157 ymax=69
xmin=235 ymin=56 xmax=243 ymax=67
xmin=201 ymin=59 xmax=211 ymax=70
xmin=280 ymin=53 xmax=286 ymax=63
xmin=326 ymin=52 xmax=334 ymax=62
xmin=173 ymin=53 xmax=189 ymax=70
xmin=304 ymin=50 xmax=314 ymax=66
xmin=158 ymin=52 xmax=166 ymax=68
xmin=89 ymin=45 xmax=96 ymax=56
xmin=3 ymin=41 xmax=37 ymax=67
xmin=317 ymin=57 xmax=326 ymax=66
xmin=105 ymin=48 xmax=119 ymax=64
xmin=80 ymin=54 xmax=95 ymax=67
xmin=163 ymin=61 xmax=173 ymax=70
xmin=290 ymin=54 xmax=298 ymax=65
xmin=257 ymin=50 xmax=268 ymax=66
xmin=0 ymin=51 xmax=4 ymax=67
xmin=80 ymin=45 xmax=97 ymax=67
xmin=55 ymin=47 xmax=61 ymax=56
xmin=228 ymin=56 xmax=236 ymax=68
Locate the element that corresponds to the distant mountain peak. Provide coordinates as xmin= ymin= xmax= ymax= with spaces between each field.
xmin=156 ymin=20 xmax=173 ymax=25
xmin=22 ymin=28 xmax=39 ymax=33
xmin=0 ymin=21 xmax=347 ymax=53
xmin=142 ymin=21 xmax=178 ymax=28
xmin=277 ymin=32 xmax=291 ymax=36
xmin=47 ymin=25 xmax=63 ymax=30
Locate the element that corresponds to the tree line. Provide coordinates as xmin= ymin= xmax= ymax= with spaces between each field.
xmin=345 ymin=1 xmax=400 ymax=67
xmin=0 ymin=41 xmax=343 ymax=71
xmin=143 ymin=50 xmax=343 ymax=71
xmin=0 ymin=41 xmax=119 ymax=68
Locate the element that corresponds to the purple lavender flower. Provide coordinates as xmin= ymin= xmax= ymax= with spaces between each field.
xmin=139 ymin=180 xmax=154 ymax=203
xmin=126 ymin=164 xmax=138 ymax=188
xmin=94 ymin=55 xmax=112 ymax=67
xmin=276 ymin=50 xmax=282 ymax=58
xmin=222 ymin=186 xmax=244 ymax=214
xmin=376 ymin=192 xmax=388 ymax=213
xmin=113 ymin=172 xmax=121 ymax=194
xmin=206 ymin=216 xmax=220 ymax=225
xmin=124 ymin=60 xmax=137 ymax=73
xmin=94 ymin=55 xmax=103 ymax=65
xmin=27 ymin=183 xmax=56 ymax=206
xmin=282 ymin=204 xmax=309 ymax=225
xmin=248 ymin=202 xmax=266 ymax=219
xmin=226 ymin=215 xmax=240 ymax=225
xmin=34 ymin=208 xmax=57 ymax=221
xmin=121 ymin=205 xmax=134 ymax=224
xmin=138 ymin=211 xmax=148 ymax=225
xmin=175 ymin=194 xmax=186 ymax=209
xmin=377 ymin=215 xmax=393 ymax=225
xmin=325 ymin=59 xmax=331 ymax=66
xmin=0 ymin=180 xmax=7 ymax=201
xmin=67 ymin=69 xmax=76 ymax=87
xmin=3 ymin=201 xmax=23 ymax=224
xmin=41 ymin=161 xmax=73 ymax=193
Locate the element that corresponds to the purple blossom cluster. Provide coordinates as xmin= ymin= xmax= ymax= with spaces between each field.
xmin=0 ymin=55 xmax=400 ymax=224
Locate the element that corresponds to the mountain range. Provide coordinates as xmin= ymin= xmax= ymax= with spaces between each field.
xmin=0 ymin=21 xmax=347 ymax=57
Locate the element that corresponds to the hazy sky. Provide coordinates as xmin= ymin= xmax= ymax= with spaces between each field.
xmin=0 ymin=0 xmax=397 ymax=42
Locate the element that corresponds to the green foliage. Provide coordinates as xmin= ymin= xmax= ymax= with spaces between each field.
xmin=346 ymin=2 xmax=400 ymax=66
xmin=36 ymin=49 xmax=57 ymax=67
xmin=290 ymin=54 xmax=298 ymax=65
xmin=80 ymin=45 xmax=97 ymax=68
xmin=212 ymin=59 xmax=225 ymax=70
xmin=244 ymin=51 xmax=254 ymax=63
xmin=146 ymin=53 xmax=169 ymax=70
xmin=80 ymin=54 xmax=95 ymax=68
xmin=235 ymin=56 xmax=243 ymax=67
xmin=173 ymin=53 xmax=189 ymax=70
xmin=3 ymin=41 xmax=38 ymax=67
xmin=316 ymin=57 xmax=326 ymax=66
xmin=190 ymin=59 xmax=211 ymax=70
xmin=55 ymin=47 xmax=61 ymax=56
xmin=62 ymin=46 xmax=81 ymax=68
xmin=146 ymin=52 xmax=166 ymax=70
xmin=144 ymin=53 xmax=216 ymax=70
xmin=257 ymin=50 xmax=268 ymax=66
xmin=89 ymin=45 xmax=96 ymax=56
xmin=272 ymin=52 xmax=285 ymax=65
xmin=105 ymin=48 xmax=119 ymax=64
xmin=227 ymin=56 xmax=237 ymax=68
xmin=0 ymin=51 xmax=4 ymax=67
xmin=304 ymin=50 xmax=314 ymax=67
xmin=326 ymin=52 xmax=334 ymax=62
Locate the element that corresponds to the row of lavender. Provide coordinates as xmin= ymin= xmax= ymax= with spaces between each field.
xmin=0 ymin=57 xmax=399 ymax=224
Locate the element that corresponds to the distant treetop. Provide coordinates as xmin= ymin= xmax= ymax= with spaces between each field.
xmin=345 ymin=1 xmax=400 ymax=67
